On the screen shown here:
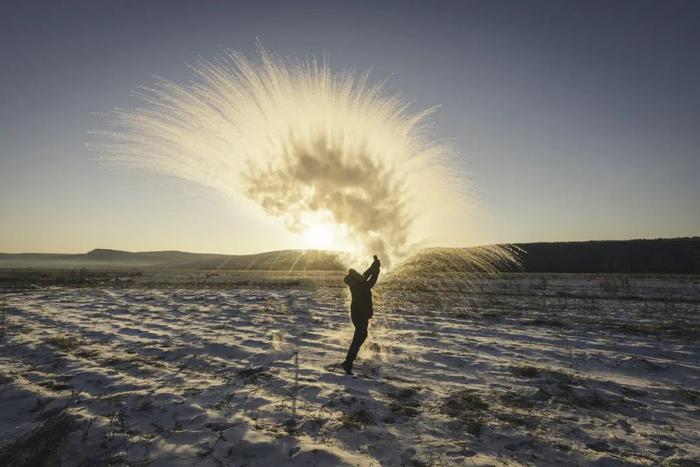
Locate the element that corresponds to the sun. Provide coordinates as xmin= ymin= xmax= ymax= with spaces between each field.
xmin=302 ymin=223 xmax=335 ymax=250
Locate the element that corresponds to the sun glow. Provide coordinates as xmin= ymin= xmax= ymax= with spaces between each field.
xmin=302 ymin=223 xmax=336 ymax=250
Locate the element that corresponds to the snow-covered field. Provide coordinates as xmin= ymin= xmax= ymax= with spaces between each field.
xmin=1 ymin=272 xmax=699 ymax=466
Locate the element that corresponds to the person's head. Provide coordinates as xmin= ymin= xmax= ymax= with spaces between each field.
xmin=345 ymin=268 xmax=364 ymax=286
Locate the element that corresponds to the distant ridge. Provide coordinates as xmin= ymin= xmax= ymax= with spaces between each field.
xmin=512 ymin=237 xmax=700 ymax=274
xmin=1 ymin=237 xmax=698 ymax=273
xmin=0 ymin=249 xmax=344 ymax=271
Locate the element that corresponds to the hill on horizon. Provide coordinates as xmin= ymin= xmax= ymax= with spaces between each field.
xmin=1 ymin=237 xmax=699 ymax=273
xmin=0 ymin=248 xmax=345 ymax=271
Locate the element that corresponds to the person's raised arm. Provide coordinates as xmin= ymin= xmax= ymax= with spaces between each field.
xmin=363 ymin=255 xmax=380 ymax=279
xmin=366 ymin=267 xmax=380 ymax=288
xmin=360 ymin=255 xmax=381 ymax=288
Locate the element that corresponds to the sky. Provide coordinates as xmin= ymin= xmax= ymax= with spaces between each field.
xmin=1 ymin=0 xmax=699 ymax=254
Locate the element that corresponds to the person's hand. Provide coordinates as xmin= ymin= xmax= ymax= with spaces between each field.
xmin=372 ymin=255 xmax=381 ymax=269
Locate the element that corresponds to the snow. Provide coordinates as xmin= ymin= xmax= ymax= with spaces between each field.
xmin=0 ymin=272 xmax=699 ymax=466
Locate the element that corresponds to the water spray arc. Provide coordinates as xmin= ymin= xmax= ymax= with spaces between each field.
xmin=91 ymin=47 xmax=515 ymax=273
xmin=93 ymin=49 xmax=457 ymax=264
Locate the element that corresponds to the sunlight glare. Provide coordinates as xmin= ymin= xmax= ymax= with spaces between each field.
xmin=302 ymin=223 xmax=335 ymax=250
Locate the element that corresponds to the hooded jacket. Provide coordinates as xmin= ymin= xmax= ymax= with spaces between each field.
xmin=344 ymin=263 xmax=380 ymax=319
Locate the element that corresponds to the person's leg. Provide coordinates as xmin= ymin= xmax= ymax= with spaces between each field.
xmin=344 ymin=315 xmax=368 ymax=371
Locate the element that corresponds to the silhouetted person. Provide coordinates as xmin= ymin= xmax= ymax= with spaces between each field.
xmin=341 ymin=255 xmax=380 ymax=375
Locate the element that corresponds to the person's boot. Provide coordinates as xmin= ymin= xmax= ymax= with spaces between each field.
xmin=340 ymin=360 xmax=353 ymax=375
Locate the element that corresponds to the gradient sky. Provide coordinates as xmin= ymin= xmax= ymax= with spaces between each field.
xmin=1 ymin=1 xmax=699 ymax=254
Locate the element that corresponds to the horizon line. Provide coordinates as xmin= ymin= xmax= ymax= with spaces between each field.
xmin=1 ymin=235 xmax=698 ymax=256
